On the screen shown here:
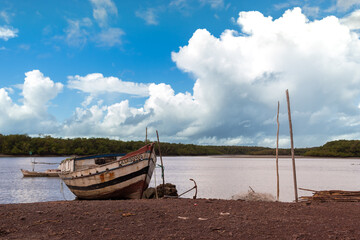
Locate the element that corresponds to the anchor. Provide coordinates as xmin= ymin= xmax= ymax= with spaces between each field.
xmin=178 ymin=178 xmax=197 ymax=199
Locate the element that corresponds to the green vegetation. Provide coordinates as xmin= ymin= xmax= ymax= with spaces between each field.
xmin=304 ymin=140 xmax=360 ymax=157
xmin=0 ymin=134 xmax=358 ymax=157
xmin=0 ymin=134 xmax=145 ymax=156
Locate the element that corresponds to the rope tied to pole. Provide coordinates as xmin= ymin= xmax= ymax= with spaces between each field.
xmin=156 ymin=164 xmax=165 ymax=179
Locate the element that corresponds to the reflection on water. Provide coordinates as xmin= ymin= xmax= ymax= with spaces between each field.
xmin=1 ymin=156 xmax=360 ymax=204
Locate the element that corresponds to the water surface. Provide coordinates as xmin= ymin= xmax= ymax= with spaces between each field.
xmin=152 ymin=156 xmax=360 ymax=202
xmin=1 ymin=156 xmax=360 ymax=204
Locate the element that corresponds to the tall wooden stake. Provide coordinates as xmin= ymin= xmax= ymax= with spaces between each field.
xmin=145 ymin=127 xmax=148 ymax=144
xmin=276 ymin=101 xmax=280 ymax=201
xmin=286 ymin=89 xmax=298 ymax=202
xmin=156 ymin=130 xmax=165 ymax=197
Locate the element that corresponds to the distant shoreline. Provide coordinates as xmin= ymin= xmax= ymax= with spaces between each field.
xmin=0 ymin=154 xmax=67 ymax=158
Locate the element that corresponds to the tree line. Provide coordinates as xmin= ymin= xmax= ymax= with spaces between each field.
xmin=304 ymin=140 xmax=360 ymax=157
xmin=0 ymin=134 xmax=358 ymax=157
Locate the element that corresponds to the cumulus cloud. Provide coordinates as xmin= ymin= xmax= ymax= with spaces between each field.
xmin=67 ymin=73 xmax=150 ymax=97
xmin=5 ymin=8 xmax=360 ymax=147
xmin=62 ymin=100 xmax=150 ymax=139
xmin=22 ymin=70 xmax=63 ymax=111
xmin=135 ymin=8 xmax=159 ymax=25
xmin=62 ymin=82 xmax=199 ymax=141
xmin=170 ymin=7 xmax=360 ymax=146
xmin=0 ymin=70 xmax=63 ymax=134
xmin=341 ymin=9 xmax=360 ymax=29
xmin=0 ymin=26 xmax=18 ymax=41
xmin=90 ymin=0 xmax=118 ymax=28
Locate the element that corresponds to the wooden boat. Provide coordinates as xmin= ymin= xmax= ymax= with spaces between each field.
xmin=59 ymin=143 xmax=157 ymax=200
xmin=21 ymin=168 xmax=60 ymax=177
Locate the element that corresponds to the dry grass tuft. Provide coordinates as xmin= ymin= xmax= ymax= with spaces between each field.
xmin=232 ymin=188 xmax=275 ymax=202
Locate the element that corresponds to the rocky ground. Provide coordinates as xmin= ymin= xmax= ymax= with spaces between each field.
xmin=1 ymin=198 xmax=360 ymax=239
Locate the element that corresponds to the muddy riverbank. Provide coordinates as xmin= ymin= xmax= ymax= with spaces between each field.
xmin=1 ymin=198 xmax=360 ymax=239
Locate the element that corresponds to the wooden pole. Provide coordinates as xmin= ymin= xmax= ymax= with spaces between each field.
xmin=153 ymin=164 xmax=159 ymax=199
xmin=276 ymin=101 xmax=280 ymax=202
xmin=145 ymin=127 xmax=148 ymax=144
xmin=156 ymin=130 xmax=165 ymax=197
xmin=286 ymin=89 xmax=298 ymax=202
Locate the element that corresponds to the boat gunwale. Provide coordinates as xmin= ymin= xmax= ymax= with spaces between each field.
xmin=61 ymin=144 xmax=154 ymax=169
xmin=60 ymin=156 xmax=154 ymax=180
xmin=70 ymin=153 xmax=126 ymax=161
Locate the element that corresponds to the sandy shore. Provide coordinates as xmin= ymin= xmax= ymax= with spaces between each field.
xmin=1 ymin=198 xmax=360 ymax=239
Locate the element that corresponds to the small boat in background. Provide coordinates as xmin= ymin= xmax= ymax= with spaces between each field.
xmin=59 ymin=143 xmax=157 ymax=200
xmin=21 ymin=156 xmax=60 ymax=177
xmin=21 ymin=168 xmax=60 ymax=177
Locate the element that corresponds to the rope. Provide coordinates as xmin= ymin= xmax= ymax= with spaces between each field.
xmin=156 ymin=164 xmax=165 ymax=179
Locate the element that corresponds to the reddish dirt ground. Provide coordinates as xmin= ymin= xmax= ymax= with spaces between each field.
xmin=1 ymin=198 xmax=360 ymax=239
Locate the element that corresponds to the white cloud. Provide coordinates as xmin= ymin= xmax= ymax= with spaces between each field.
xmin=199 ymin=0 xmax=224 ymax=9
xmin=136 ymin=8 xmax=159 ymax=25
xmin=67 ymin=73 xmax=150 ymax=97
xmin=0 ymin=10 xmax=10 ymax=24
xmin=170 ymin=7 xmax=360 ymax=147
xmin=0 ymin=70 xmax=63 ymax=134
xmin=169 ymin=0 xmax=188 ymax=10
xmin=302 ymin=6 xmax=320 ymax=18
xmin=62 ymin=1 xmax=122 ymax=48
xmin=90 ymin=0 xmax=118 ymax=28
xmin=96 ymin=27 xmax=124 ymax=47
xmin=64 ymin=18 xmax=92 ymax=47
xmin=5 ymin=8 xmax=360 ymax=147
xmin=62 ymin=82 xmax=200 ymax=140
xmin=62 ymin=100 xmax=149 ymax=138
xmin=336 ymin=0 xmax=360 ymax=11
xmin=0 ymin=26 xmax=18 ymax=41
xmin=274 ymin=3 xmax=292 ymax=11
xmin=22 ymin=70 xmax=63 ymax=111
xmin=341 ymin=9 xmax=360 ymax=29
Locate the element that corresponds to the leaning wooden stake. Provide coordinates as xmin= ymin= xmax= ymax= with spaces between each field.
xmin=286 ymin=89 xmax=298 ymax=202
xmin=276 ymin=101 xmax=280 ymax=201
xmin=156 ymin=130 xmax=165 ymax=197
xmin=153 ymin=163 xmax=159 ymax=199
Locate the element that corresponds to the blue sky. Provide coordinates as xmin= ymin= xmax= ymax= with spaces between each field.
xmin=1 ymin=0 xmax=360 ymax=147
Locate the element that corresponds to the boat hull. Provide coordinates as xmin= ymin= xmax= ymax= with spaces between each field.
xmin=59 ymin=144 xmax=156 ymax=200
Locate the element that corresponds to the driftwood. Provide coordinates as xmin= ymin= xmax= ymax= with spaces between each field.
xmin=300 ymin=188 xmax=360 ymax=202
